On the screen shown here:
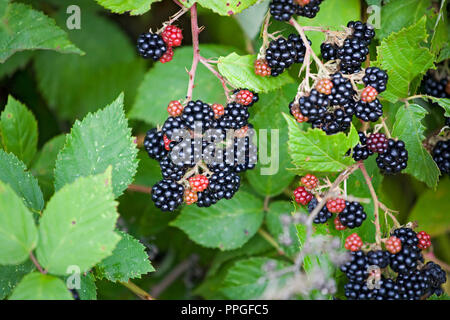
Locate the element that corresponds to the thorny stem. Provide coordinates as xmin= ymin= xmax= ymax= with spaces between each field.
xmin=128 ymin=184 xmax=152 ymax=194
xmin=199 ymin=56 xmax=232 ymax=100
xmin=258 ymin=228 xmax=286 ymax=256
xmin=156 ymin=7 xmax=189 ymax=33
xmin=359 ymin=162 xmax=382 ymax=247
xmin=258 ymin=12 xmax=271 ymax=58
xmin=186 ymin=3 xmax=200 ymax=101
xmin=120 ymin=280 xmax=154 ymax=300
xmin=30 ymin=252 xmax=46 ymax=274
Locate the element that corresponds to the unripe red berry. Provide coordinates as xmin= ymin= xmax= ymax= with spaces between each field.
xmin=345 ymin=233 xmax=363 ymax=251
xmin=367 ymin=133 xmax=388 ymax=154
xmin=301 ymin=174 xmax=318 ymax=190
xmin=184 ymin=189 xmax=198 ymax=205
xmin=254 ymin=59 xmax=271 ymax=77
xmin=385 ymin=236 xmax=402 ymax=254
xmin=417 ymin=231 xmax=431 ymax=250
xmin=334 ymin=216 xmax=346 ymax=231
xmin=315 ymin=78 xmax=333 ymax=95
xmin=163 ymin=134 xmax=172 ymax=151
xmin=326 ymin=198 xmax=346 ymax=214
xmin=189 ymin=174 xmax=209 ymax=192
xmin=167 ymin=100 xmax=184 ymax=117
xmin=159 ymin=46 xmax=174 ymax=63
xmin=211 ymin=103 xmax=225 ymax=119
xmin=235 ymin=89 xmax=254 ymax=106
xmin=293 ymin=186 xmax=313 ymax=205
xmin=161 ymin=25 xmax=183 ymax=47
xmin=361 ymin=86 xmax=378 ymax=103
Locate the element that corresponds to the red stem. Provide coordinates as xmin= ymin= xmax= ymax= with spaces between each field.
xmin=128 ymin=184 xmax=152 ymax=194
xmin=186 ymin=3 xmax=200 ymax=101
xmin=199 ymin=56 xmax=231 ymax=101
xmin=30 ymin=252 xmax=46 ymax=274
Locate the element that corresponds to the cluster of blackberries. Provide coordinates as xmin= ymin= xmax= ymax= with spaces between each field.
xmin=264 ymin=34 xmax=310 ymax=77
xmin=432 ymin=139 xmax=450 ymax=175
xmin=421 ymin=70 xmax=450 ymax=99
xmin=341 ymin=228 xmax=446 ymax=300
xmin=351 ymin=132 xmax=408 ymax=175
xmin=269 ymin=0 xmax=323 ymax=21
xmin=137 ymin=25 xmax=183 ymax=63
xmin=321 ymin=21 xmax=375 ymax=75
xmin=289 ymin=67 xmax=388 ymax=135
xmin=144 ymin=89 xmax=259 ymax=211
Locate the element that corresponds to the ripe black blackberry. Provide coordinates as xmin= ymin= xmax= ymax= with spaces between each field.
xmin=422 ymin=71 xmax=449 ymax=98
xmin=196 ymin=189 xmax=219 ymax=208
xmin=169 ymin=138 xmax=203 ymax=167
xmin=144 ymin=129 xmax=168 ymax=161
xmin=422 ymin=261 xmax=447 ymax=297
xmin=151 ymin=179 xmax=184 ymax=211
xmin=159 ymin=157 xmax=186 ymax=181
xmin=363 ymin=67 xmax=389 ymax=93
xmin=288 ymin=34 xmax=308 ymax=64
xmin=396 ymin=269 xmax=430 ymax=300
xmin=269 ymin=0 xmax=298 ymax=21
xmin=352 ymin=131 xmax=374 ymax=161
xmin=320 ymin=43 xmax=338 ymax=61
xmin=218 ymin=102 xmax=249 ymax=129
xmin=389 ymin=245 xmax=423 ymax=275
xmin=376 ymin=139 xmax=408 ymax=174
xmin=355 ymin=99 xmax=383 ymax=122
xmin=392 ymin=227 xmax=419 ymax=247
xmin=181 ymin=100 xmax=215 ymax=131
xmin=298 ymin=89 xmax=329 ymax=123
xmin=338 ymin=201 xmax=367 ymax=229
xmin=337 ymin=38 xmax=368 ymax=74
xmin=329 ymin=72 xmax=356 ymax=106
xmin=307 ymin=198 xmax=333 ymax=224
xmin=296 ymin=0 xmax=323 ymax=18
xmin=345 ymin=277 xmax=401 ymax=300
xmin=162 ymin=116 xmax=187 ymax=140
xmin=265 ymin=35 xmax=309 ymax=76
xmin=347 ymin=21 xmax=375 ymax=45
xmin=340 ymin=250 xmax=369 ymax=283
xmin=137 ymin=32 xmax=167 ymax=60
xmin=208 ymin=168 xmax=241 ymax=201
xmin=366 ymin=250 xmax=390 ymax=268
xmin=432 ymin=140 xmax=450 ymax=175
xmin=232 ymin=136 xmax=258 ymax=172
xmin=314 ymin=106 xmax=353 ymax=135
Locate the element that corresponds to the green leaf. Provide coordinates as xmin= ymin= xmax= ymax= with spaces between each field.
xmin=34 ymin=10 xmax=144 ymax=121
xmin=378 ymin=0 xmax=432 ymax=40
xmin=36 ymin=169 xmax=121 ymax=275
xmin=376 ymin=17 xmax=435 ymax=102
xmin=171 ymin=191 xmax=264 ymax=251
xmin=54 ymin=94 xmax=139 ymax=198
xmin=266 ymin=201 xmax=300 ymax=258
xmin=95 ymin=0 xmax=162 ymax=15
xmin=31 ymin=135 xmax=66 ymax=201
xmin=0 ymin=259 xmax=34 ymax=299
xmin=218 ymin=53 xmax=294 ymax=93
xmin=0 ymin=150 xmax=44 ymax=212
xmin=0 ymin=95 xmax=38 ymax=166
xmin=298 ymin=0 xmax=361 ymax=54
xmin=0 ymin=51 xmax=33 ymax=79
xmin=246 ymin=85 xmax=296 ymax=196
xmin=285 ymin=113 xmax=359 ymax=173
xmin=0 ymin=180 xmax=38 ymax=265
xmin=391 ymin=104 xmax=440 ymax=188
xmin=409 ymin=178 xmax=450 ymax=237
xmin=188 ymin=0 xmax=260 ymax=16
xmin=235 ymin=1 xmax=269 ymax=40
xmin=430 ymin=0 xmax=448 ymax=55
xmin=0 ymin=3 xmax=83 ymax=63
xmin=95 ymin=231 xmax=154 ymax=282
xmin=129 ymin=45 xmax=234 ymax=127
xmin=220 ymin=257 xmax=290 ymax=299
xmin=428 ymin=97 xmax=450 ymax=116
xmin=9 ymin=272 xmax=72 ymax=300
xmin=76 ymin=272 xmax=97 ymax=300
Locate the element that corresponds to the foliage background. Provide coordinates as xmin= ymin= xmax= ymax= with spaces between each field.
xmin=0 ymin=0 xmax=449 ymax=299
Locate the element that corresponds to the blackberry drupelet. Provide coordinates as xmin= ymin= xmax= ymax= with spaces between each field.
xmin=219 ymin=102 xmax=249 ymax=129
xmin=181 ymin=100 xmax=215 ymax=131
xmin=355 ymin=99 xmax=383 ymax=122
xmin=269 ymin=0 xmax=298 ymax=21
xmin=320 ymin=42 xmax=338 ymax=61
xmin=307 ymin=198 xmax=333 ymax=224
xmin=151 ymin=179 xmax=184 ymax=211
xmin=338 ymin=201 xmax=367 ymax=229
xmin=296 ymin=0 xmax=323 ymax=18
xmin=137 ymin=32 xmax=167 ymax=60
xmin=376 ymin=139 xmax=408 ymax=174
xmin=432 ymin=140 xmax=450 ymax=175
xmin=396 ymin=269 xmax=430 ymax=300
xmin=352 ymin=131 xmax=374 ymax=161
xmin=363 ymin=67 xmax=389 ymax=93
xmin=144 ymin=128 xmax=168 ymax=161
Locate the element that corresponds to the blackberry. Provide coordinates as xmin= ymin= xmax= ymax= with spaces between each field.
xmin=340 ymin=250 xmax=369 ymax=283
xmin=196 ymin=189 xmax=219 ymax=208
xmin=374 ymin=278 xmax=401 ymax=300
xmin=269 ymin=0 xmax=298 ymax=21
xmin=396 ymin=269 xmax=430 ymax=300
xmin=298 ymin=89 xmax=329 ymax=123
xmin=352 ymin=131 xmax=373 ymax=161
xmin=208 ymin=168 xmax=241 ymax=201
xmin=287 ymin=33 xmax=308 ymax=64
xmin=314 ymin=106 xmax=353 ymax=135
xmin=422 ymin=71 xmax=449 ymax=98
xmin=144 ymin=129 xmax=168 ymax=161
xmin=366 ymin=250 xmax=390 ymax=268
xmin=392 ymin=227 xmax=419 ymax=247
xmin=307 ymin=197 xmax=333 ymax=224
xmin=344 ymin=281 xmax=375 ymax=300
xmin=296 ymin=0 xmax=323 ymax=18
xmin=432 ymin=140 xmax=450 ymax=175
xmin=265 ymin=35 xmax=309 ymax=76
xmin=181 ymin=100 xmax=215 ymax=131
xmin=345 ymin=278 xmax=401 ymax=300
xmin=355 ymin=99 xmax=383 ymax=122
xmin=329 ymin=72 xmax=356 ymax=106
xmin=233 ymin=88 xmax=259 ymax=107
xmin=363 ymin=67 xmax=389 ymax=93
xmin=170 ymin=138 xmax=203 ymax=167
xmin=159 ymin=157 xmax=186 ymax=181
xmin=151 ymin=179 xmax=184 ymax=211
xmin=337 ymin=38 xmax=368 ymax=74
xmin=232 ymin=136 xmax=258 ymax=173
xmin=320 ymin=43 xmax=338 ymax=61
xmin=347 ymin=21 xmax=375 ymax=45
xmin=367 ymin=133 xmax=388 ymax=154
xmin=338 ymin=201 xmax=367 ymax=229
xmin=422 ymin=261 xmax=447 ymax=297
xmin=219 ymin=102 xmax=249 ymax=129
xmin=376 ymin=139 xmax=408 ymax=174
xmin=162 ymin=116 xmax=187 ymax=140
xmin=389 ymin=245 xmax=423 ymax=275
xmin=137 ymin=32 xmax=167 ymax=60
